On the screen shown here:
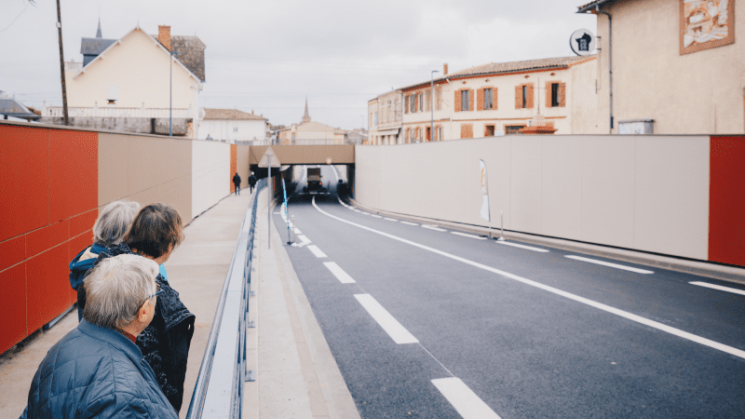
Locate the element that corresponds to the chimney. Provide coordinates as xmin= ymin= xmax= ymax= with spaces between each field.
xmin=158 ymin=25 xmax=171 ymax=51
xmin=443 ymin=63 xmax=448 ymax=76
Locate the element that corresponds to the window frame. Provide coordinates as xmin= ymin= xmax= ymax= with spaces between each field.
xmin=484 ymin=88 xmax=493 ymax=110
xmin=461 ymin=90 xmax=470 ymax=112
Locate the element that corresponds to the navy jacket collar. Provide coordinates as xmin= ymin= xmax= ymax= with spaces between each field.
xmin=77 ymin=319 xmax=143 ymax=363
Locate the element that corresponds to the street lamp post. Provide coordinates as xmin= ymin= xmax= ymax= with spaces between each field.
xmin=169 ymin=50 xmax=179 ymax=136
xmin=431 ymin=70 xmax=438 ymax=142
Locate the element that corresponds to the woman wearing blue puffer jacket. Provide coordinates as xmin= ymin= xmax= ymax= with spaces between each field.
xmin=69 ymin=200 xmax=141 ymax=320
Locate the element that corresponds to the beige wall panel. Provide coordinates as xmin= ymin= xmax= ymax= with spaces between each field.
xmin=541 ymin=137 xmax=583 ymax=240
xmin=237 ymin=144 xmax=250 ymax=187
xmin=98 ymin=133 xmax=130 ymax=205
xmin=634 ymin=136 xmax=709 ymax=259
xmin=580 ymin=136 xmax=635 ymax=247
xmin=192 ymin=140 xmax=230 ymax=217
xmin=510 ymin=137 xmax=543 ymax=234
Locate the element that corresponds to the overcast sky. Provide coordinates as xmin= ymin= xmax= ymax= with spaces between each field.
xmin=0 ymin=0 xmax=597 ymax=129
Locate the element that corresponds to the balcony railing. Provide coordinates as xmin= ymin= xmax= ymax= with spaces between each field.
xmin=43 ymin=106 xmax=191 ymax=119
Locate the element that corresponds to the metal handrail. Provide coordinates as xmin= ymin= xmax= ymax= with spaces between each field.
xmin=185 ymin=178 xmax=267 ymax=419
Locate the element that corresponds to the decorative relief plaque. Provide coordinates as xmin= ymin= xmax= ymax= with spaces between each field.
xmin=680 ymin=0 xmax=735 ymax=55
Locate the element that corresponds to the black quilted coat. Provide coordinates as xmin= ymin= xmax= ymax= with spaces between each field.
xmin=84 ymin=244 xmax=196 ymax=413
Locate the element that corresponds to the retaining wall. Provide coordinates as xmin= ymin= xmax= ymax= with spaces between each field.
xmin=355 ymin=135 xmax=745 ymax=267
xmin=0 ymin=121 xmax=236 ymax=354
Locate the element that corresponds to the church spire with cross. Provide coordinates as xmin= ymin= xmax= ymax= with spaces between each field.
xmin=301 ymin=97 xmax=311 ymax=123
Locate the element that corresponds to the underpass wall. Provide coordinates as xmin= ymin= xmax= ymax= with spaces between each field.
xmin=0 ymin=121 xmax=238 ymax=354
xmin=355 ymin=135 xmax=745 ymax=267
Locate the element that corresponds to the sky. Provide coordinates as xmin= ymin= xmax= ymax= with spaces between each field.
xmin=0 ymin=0 xmax=597 ymax=130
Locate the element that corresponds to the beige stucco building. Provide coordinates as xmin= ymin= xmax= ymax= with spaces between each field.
xmin=578 ymin=0 xmax=744 ymax=134
xmin=368 ymin=56 xmax=598 ymax=144
xmin=198 ymin=108 xmax=268 ymax=143
xmin=45 ymin=24 xmax=205 ymax=136
xmin=367 ymin=90 xmax=404 ymax=145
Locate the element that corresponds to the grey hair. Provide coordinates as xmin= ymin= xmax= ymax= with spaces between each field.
xmin=93 ymin=201 xmax=141 ymax=246
xmin=83 ymin=254 xmax=159 ymax=330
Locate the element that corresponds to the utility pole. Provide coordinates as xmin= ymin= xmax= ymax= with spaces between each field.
xmin=56 ymin=0 xmax=69 ymax=126
xmin=430 ymin=70 xmax=438 ymax=141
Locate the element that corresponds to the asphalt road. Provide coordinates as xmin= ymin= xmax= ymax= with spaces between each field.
xmin=274 ymin=165 xmax=745 ymax=419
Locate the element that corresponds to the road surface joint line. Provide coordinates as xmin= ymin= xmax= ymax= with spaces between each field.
xmin=498 ymin=240 xmax=549 ymax=252
xmin=451 ymin=231 xmax=487 ymax=240
xmin=565 ymin=255 xmax=653 ymax=274
xmin=689 ymin=281 xmax=745 ymax=296
xmin=311 ymin=197 xmax=745 ymax=361
xmin=323 ymin=262 xmax=356 ymax=284
xmin=432 ymin=377 xmax=502 ymax=419
xmin=307 ymin=245 xmax=327 ymax=258
xmin=353 ymin=294 xmax=418 ymax=344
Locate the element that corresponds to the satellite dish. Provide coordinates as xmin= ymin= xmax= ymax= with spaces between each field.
xmin=570 ymin=29 xmax=596 ymax=56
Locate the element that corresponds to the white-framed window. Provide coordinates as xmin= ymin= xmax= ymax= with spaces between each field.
xmin=461 ymin=90 xmax=470 ymax=111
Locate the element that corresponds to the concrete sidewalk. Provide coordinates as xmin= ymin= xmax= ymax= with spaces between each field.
xmin=0 ymin=187 xmax=358 ymax=419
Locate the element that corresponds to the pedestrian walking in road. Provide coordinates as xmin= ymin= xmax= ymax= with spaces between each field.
xmin=233 ymin=172 xmax=242 ymax=196
xmin=69 ymin=200 xmax=140 ymax=321
xmin=248 ymin=172 xmax=257 ymax=193
xmin=20 ymin=254 xmax=179 ymax=419
xmin=76 ymin=203 xmax=195 ymax=413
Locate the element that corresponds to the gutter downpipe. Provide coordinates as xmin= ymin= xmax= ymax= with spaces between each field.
xmin=596 ymin=4 xmax=613 ymax=133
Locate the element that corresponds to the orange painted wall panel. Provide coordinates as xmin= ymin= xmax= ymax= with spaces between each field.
xmin=69 ymin=209 xmax=98 ymax=238
xmin=0 ymin=126 xmax=49 ymax=242
xmin=709 ymin=136 xmax=745 ymax=266
xmin=48 ymin=130 xmax=98 ymax=223
xmin=0 ymin=264 xmax=27 ymax=354
xmin=230 ymin=144 xmax=237 ymax=192
xmin=26 ymin=244 xmax=72 ymax=333
xmin=26 ymin=220 xmax=69 ymax=258
xmin=0 ymin=236 xmax=25 ymax=272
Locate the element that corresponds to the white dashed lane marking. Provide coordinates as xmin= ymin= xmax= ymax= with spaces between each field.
xmin=565 ymin=255 xmax=653 ymax=274
xmin=432 ymin=377 xmax=502 ymax=419
xmin=451 ymin=232 xmax=486 ymax=240
xmin=354 ymin=294 xmax=418 ymax=344
xmin=384 ymin=218 xmax=398 ymax=222
xmin=422 ymin=224 xmax=447 ymax=232
xmin=690 ymin=281 xmax=745 ymax=296
xmin=324 ymin=262 xmax=356 ymax=284
xmin=307 ymin=245 xmax=327 ymax=258
xmin=497 ymin=241 xmax=549 ymax=253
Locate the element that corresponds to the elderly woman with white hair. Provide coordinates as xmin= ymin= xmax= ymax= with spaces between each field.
xmin=69 ymin=200 xmax=140 ymax=320
xmin=21 ymin=254 xmax=179 ymax=419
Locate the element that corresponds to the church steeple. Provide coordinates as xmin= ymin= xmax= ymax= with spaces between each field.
xmin=301 ymin=97 xmax=311 ymax=123
xmin=96 ymin=18 xmax=102 ymax=38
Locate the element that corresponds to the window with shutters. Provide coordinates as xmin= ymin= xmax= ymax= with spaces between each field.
xmin=551 ymin=83 xmax=559 ymax=107
xmin=425 ymin=90 xmax=431 ymax=112
xmin=522 ymin=85 xmax=527 ymax=108
xmin=418 ymin=93 xmax=423 ymax=112
xmin=435 ymin=87 xmax=442 ymax=110
xmin=485 ymin=125 xmax=495 ymax=136
xmin=484 ymin=88 xmax=493 ymax=110
xmin=505 ymin=125 xmax=525 ymax=134
xmin=426 ymin=126 xmax=431 ymax=141
xmin=437 ymin=126 xmax=443 ymax=141
xmin=461 ymin=90 xmax=470 ymax=111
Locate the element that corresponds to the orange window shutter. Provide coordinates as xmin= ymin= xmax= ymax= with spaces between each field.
xmin=494 ymin=88 xmax=498 ymax=110
xmin=477 ymin=89 xmax=484 ymax=111
xmin=454 ymin=90 xmax=461 ymax=112
xmin=527 ymin=84 xmax=534 ymax=108
xmin=546 ymin=82 xmax=552 ymax=108
xmin=515 ymin=85 xmax=522 ymax=109
xmin=405 ymin=96 xmax=409 ymax=114
xmin=559 ymin=83 xmax=566 ymax=107
xmin=469 ymin=90 xmax=474 ymax=112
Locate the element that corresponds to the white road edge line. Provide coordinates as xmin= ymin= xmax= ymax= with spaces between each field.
xmin=311 ymin=197 xmax=745 ymax=360
xmin=422 ymin=224 xmax=447 ymax=232
xmin=353 ymin=294 xmax=418 ymax=344
xmin=294 ymin=228 xmax=302 ymax=235
xmin=307 ymin=245 xmax=327 ymax=258
xmin=324 ymin=262 xmax=356 ymax=284
xmin=451 ymin=232 xmax=487 ymax=240
xmin=565 ymin=255 xmax=653 ymax=274
xmin=432 ymin=377 xmax=502 ymax=419
xmin=690 ymin=281 xmax=745 ymax=296
xmin=498 ymin=241 xmax=549 ymax=253
xmin=400 ymin=221 xmax=419 ymax=226
xmin=384 ymin=217 xmax=398 ymax=222
xmin=371 ymin=214 xmax=382 ymax=218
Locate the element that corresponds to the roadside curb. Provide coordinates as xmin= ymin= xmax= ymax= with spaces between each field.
xmin=348 ymin=198 xmax=745 ymax=286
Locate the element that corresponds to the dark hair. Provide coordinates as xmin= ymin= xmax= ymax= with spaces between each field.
xmin=123 ymin=203 xmax=185 ymax=259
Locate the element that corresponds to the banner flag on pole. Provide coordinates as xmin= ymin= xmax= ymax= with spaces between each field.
xmin=479 ymin=159 xmax=491 ymax=222
xmin=282 ymin=178 xmax=288 ymax=222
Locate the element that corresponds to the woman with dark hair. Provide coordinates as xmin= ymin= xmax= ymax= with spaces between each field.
xmin=77 ymin=203 xmax=195 ymax=413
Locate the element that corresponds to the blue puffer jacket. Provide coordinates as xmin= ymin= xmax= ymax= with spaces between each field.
xmin=70 ymin=243 xmax=108 ymax=321
xmin=21 ymin=320 xmax=178 ymax=419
